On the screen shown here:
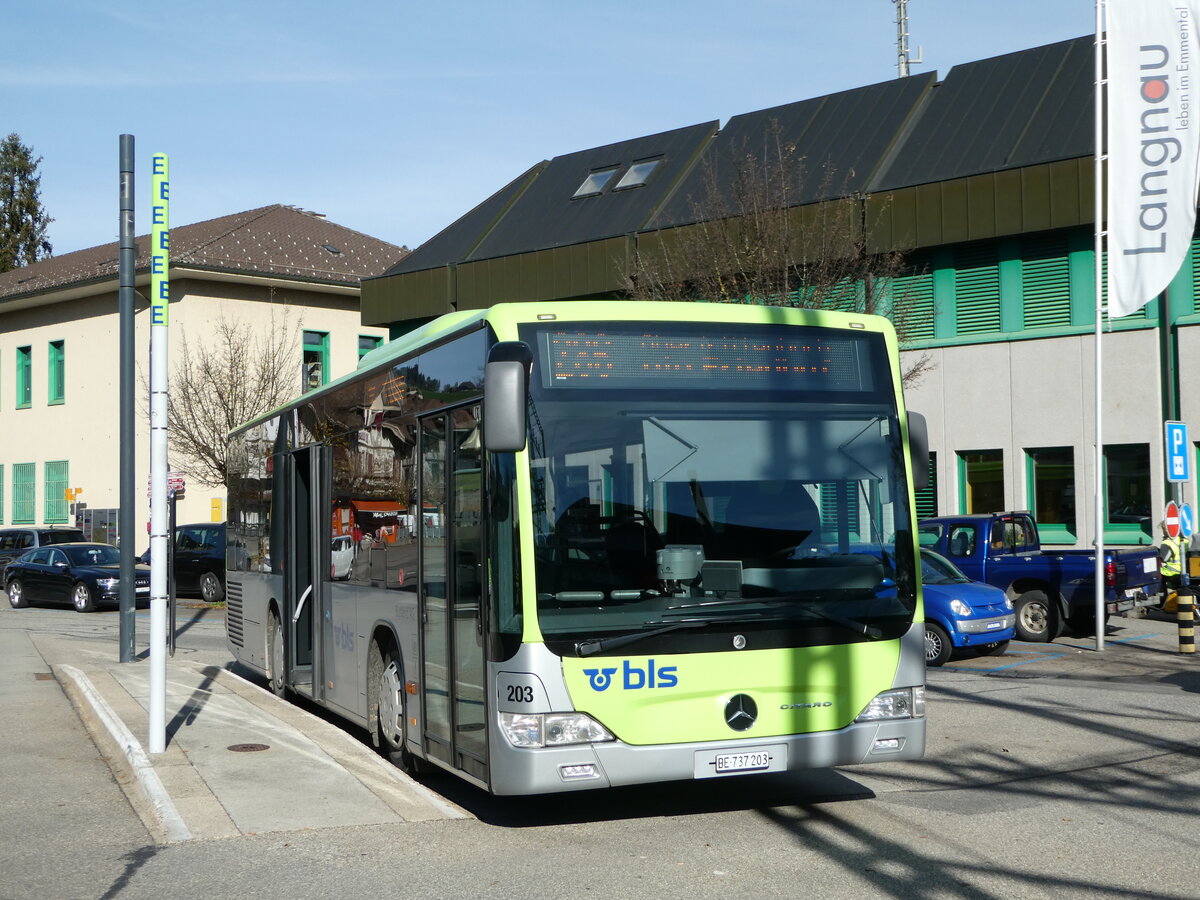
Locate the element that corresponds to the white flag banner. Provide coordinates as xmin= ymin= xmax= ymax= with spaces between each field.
xmin=1107 ymin=0 xmax=1200 ymax=318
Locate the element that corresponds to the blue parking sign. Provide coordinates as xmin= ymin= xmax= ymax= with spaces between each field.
xmin=1165 ymin=421 xmax=1191 ymax=483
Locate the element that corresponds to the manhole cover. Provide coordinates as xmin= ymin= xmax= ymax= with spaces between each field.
xmin=227 ymin=743 xmax=270 ymax=753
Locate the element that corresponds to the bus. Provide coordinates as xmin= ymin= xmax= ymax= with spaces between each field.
xmin=225 ymin=301 xmax=929 ymax=795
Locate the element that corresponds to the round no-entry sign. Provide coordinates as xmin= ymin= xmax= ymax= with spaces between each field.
xmin=1164 ymin=500 xmax=1181 ymax=539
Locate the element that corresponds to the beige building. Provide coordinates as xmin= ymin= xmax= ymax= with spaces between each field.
xmin=0 ymin=204 xmax=405 ymax=543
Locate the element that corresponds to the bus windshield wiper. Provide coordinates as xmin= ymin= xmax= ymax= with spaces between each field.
xmin=663 ymin=596 xmax=884 ymax=640
xmin=575 ymin=620 xmax=709 ymax=657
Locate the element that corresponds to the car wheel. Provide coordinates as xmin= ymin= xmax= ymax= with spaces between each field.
xmin=199 ymin=571 xmax=224 ymax=603
xmin=72 ymin=582 xmax=96 ymax=613
xmin=266 ymin=610 xmax=287 ymax=697
xmin=7 ymin=579 xmax=28 ymax=609
xmin=924 ymin=622 xmax=953 ymax=666
xmin=1014 ymin=590 xmax=1061 ymax=643
xmin=979 ymin=639 xmax=1010 ymax=657
xmin=370 ymin=641 xmax=428 ymax=776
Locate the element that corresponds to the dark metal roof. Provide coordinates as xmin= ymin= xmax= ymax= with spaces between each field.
xmin=0 ymin=204 xmax=408 ymax=302
xmin=870 ymin=36 xmax=1094 ymax=191
xmin=652 ymin=73 xmax=936 ymax=229
xmin=469 ymin=121 xmax=718 ymax=260
xmin=380 ymin=162 xmax=546 ymax=277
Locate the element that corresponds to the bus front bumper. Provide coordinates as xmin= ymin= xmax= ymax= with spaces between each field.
xmin=486 ymin=715 xmax=926 ymax=796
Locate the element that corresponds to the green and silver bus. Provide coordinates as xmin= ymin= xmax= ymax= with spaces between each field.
xmin=225 ymin=301 xmax=929 ymax=795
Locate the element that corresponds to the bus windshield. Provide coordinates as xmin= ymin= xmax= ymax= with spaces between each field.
xmin=521 ymin=321 xmax=918 ymax=655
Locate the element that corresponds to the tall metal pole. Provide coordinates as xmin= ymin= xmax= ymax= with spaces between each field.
xmin=148 ymin=153 xmax=171 ymax=753
xmin=1093 ymin=1 xmax=1107 ymax=651
xmin=118 ymin=135 xmax=136 ymax=663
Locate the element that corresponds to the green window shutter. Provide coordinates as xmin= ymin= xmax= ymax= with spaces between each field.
xmin=16 ymin=346 xmax=31 ymax=409
xmin=44 ymin=461 xmax=68 ymax=524
xmin=48 ymin=340 xmax=65 ymax=404
xmin=13 ymin=463 xmax=35 ymax=524
xmin=892 ymin=269 xmax=935 ymax=342
xmin=954 ymin=244 xmax=1001 ymax=335
xmin=1191 ymin=238 xmax=1200 ymax=316
xmin=914 ymin=452 xmax=938 ymax=520
xmin=1022 ymin=235 xmax=1071 ymax=329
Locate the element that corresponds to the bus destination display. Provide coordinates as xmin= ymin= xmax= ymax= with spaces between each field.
xmin=541 ymin=327 xmax=873 ymax=391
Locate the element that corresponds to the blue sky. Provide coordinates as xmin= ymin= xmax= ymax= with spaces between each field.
xmin=9 ymin=1 xmax=1094 ymax=257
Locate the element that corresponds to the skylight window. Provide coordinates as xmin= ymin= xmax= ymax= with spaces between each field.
xmin=614 ymin=158 xmax=662 ymax=190
xmin=573 ymin=167 xmax=620 ymax=198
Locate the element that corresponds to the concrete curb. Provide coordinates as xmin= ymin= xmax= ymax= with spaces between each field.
xmin=56 ymin=664 xmax=193 ymax=843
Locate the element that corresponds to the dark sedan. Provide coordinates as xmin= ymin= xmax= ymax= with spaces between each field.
xmin=3 ymin=543 xmax=150 ymax=613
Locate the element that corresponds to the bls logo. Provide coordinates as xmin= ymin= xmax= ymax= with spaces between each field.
xmin=583 ymin=660 xmax=678 ymax=692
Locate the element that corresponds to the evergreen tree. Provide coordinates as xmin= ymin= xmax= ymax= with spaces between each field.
xmin=0 ymin=133 xmax=53 ymax=273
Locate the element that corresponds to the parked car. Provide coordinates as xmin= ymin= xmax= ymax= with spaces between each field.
xmin=139 ymin=522 xmax=236 ymax=603
xmin=4 ymin=543 xmax=150 ymax=612
xmin=331 ymin=535 xmax=354 ymax=580
xmin=0 ymin=526 xmax=86 ymax=566
xmin=921 ymin=548 xmax=1016 ymax=666
xmin=920 ymin=512 xmax=1161 ymax=642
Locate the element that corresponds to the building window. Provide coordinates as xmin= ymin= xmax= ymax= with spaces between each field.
xmin=1026 ymin=447 xmax=1076 ymax=542
xmin=303 ymin=330 xmax=329 ymax=391
xmin=12 ymin=463 xmax=34 ymax=524
xmin=44 ymin=461 xmax=68 ymax=524
xmin=358 ymin=335 xmax=383 ymax=361
xmin=613 ymin=158 xmax=662 ymax=190
xmin=48 ymin=340 xmax=65 ymax=405
xmin=954 ymin=244 xmax=1001 ymax=335
xmin=16 ymin=345 xmax=32 ymax=409
xmin=1104 ymin=443 xmax=1152 ymax=543
xmin=958 ymin=450 xmax=1003 ymax=514
xmin=914 ymin=452 xmax=938 ymax=520
xmin=572 ymin=167 xmax=620 ymax=199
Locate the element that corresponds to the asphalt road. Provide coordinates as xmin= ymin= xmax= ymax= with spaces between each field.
xmin=3 ymin=602 xmax=1200 ymax=899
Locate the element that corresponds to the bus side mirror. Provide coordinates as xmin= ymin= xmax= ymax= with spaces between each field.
xmin=483 ymin=341 xmax=533 ymax=452
xmin=908 ymin=411 xmax=929 ymax=491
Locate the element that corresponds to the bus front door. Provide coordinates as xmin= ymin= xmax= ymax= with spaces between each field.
xmin=285 ymin=444 xmax=329 ymax=701
xmin=419 ymin=406 xmax=487 ymax=785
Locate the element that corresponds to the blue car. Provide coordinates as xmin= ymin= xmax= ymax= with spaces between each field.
xmin=921 ymin=548 xmax=1015 ymax=666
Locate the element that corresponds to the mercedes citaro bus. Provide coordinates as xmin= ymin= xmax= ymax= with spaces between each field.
xmin=225 ymin=301 xmax=929 ymax=795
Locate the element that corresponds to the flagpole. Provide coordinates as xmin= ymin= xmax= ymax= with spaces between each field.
xmin=1094 ymin=0 xmax=1107 ymax=652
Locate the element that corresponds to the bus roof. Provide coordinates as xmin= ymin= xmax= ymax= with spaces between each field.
xmin=232 ymin=300 xmax=898 ymax=435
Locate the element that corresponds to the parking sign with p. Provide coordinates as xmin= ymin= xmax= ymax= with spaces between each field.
xmin=1165 ymin=421 xmax=1190 ymax=484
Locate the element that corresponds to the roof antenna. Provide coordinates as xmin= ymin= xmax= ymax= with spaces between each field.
xmin=894 ymin=0 xmax=924 ymax=78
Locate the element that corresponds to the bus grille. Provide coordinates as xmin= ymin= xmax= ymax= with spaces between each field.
xmin=226 ymin=579 xmax=244 ymax=648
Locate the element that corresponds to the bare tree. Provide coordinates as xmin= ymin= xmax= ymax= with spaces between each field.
xmin=622 ymin=120 xmax=932 ymax=385
xmin=167 ymin=307 xmax=302 ymax=487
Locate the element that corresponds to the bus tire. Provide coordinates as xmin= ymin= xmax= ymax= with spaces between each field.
xmin=1014 ymin=590 xmax=1062 ymax=643
xmin=266 ymin=609 xmax=288 ymax=697
xmin=371 ymin=642 xmax=427 ymax=776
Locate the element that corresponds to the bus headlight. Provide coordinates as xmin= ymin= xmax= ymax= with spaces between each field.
xmin=855 ymin=686 xmax=925 ymax=722
xmin=499 ymin=712 xmax=615 ymax=748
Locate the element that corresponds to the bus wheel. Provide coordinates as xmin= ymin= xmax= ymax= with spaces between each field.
xmin=267 ymin=610 xmax=288 ymax=697
xmin=371 ymin=643 xmax=427 ymax=776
